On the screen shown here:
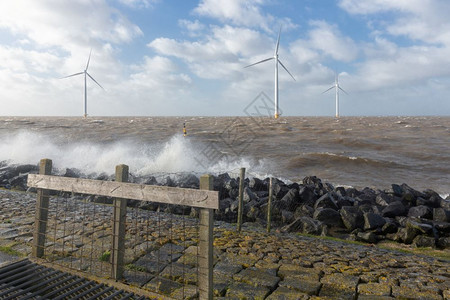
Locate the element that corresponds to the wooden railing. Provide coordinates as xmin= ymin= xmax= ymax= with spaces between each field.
xmin=27 ymin=158 xmax=218 ymax=300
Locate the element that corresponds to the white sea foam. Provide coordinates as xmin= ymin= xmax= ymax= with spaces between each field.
xmin=0 ymin=131 xmax=267 ymax=177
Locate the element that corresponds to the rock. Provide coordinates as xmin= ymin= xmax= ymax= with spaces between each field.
xmin=356 ymin=232 xmax=378 ymax=243
xmin=393 ymin=227 xmax=417 ymax=244
xmin=281 ymin=216 xmax=322 ymax=235
xmin=440 ymin=198 xmax=450 ymax=210
xmin=382 ymin=201 xmax=407 ymax=217
xmin=273 ymin=179 xmax=290 ymax=199
xmin=281 ymin=210 xmax=294 ymax=224
xmin=363 ymin=212 xmax=386 ymax=230
xmin=412 ymin=235 xmax=435 ymax=248
xmin=243 ymin=187 xmax=257 ymax=203
xmin=375 ymin=192 xmax=394 ymax=206
xmin=406 ymin=219 xmax=433 ymax=235
xmin=298 ymin=185 xmax=317 ymax=206
xmin=390 ymin=184 xmax=403 ymax=196
xmin=433 ymin=207 xmax=450 ymax=222
xmin=314 ymin=193 xmax=339 ymax=210
xmin=159 ymin=176 xmax=175 ymax=187
xmin=249 ymin=177 xmax=267 ymax=191
xmin=302 ymin=176 xmax=323 ymax=191
xmin=340 ymin=206 xmax=364 ymax=231
xmin=437 ymin=236 xmax=450 ymax=248
xmin=381 ymin=220 xmax=398 ymax=234
xmin=280 ymin=188 xmax=300 ymax=210
xmin=313 ymin=208 xmax=343 ymax=227
xmin=294 ymin=204 xmax=314 ymax=218
xmin=143 ymin=176 xmax=158 ymax=185
xmin=63 ymin=168 xmax=82 ymax=178
xmin=407 ymin=205 xmax=432 ymax=219
xmin=176 ymin=173 xmax=199 ymax=189
xmin=9 ymin=174 xmax=28 ymax=191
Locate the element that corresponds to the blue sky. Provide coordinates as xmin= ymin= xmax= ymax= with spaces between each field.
xmin=0 ymin=0 xmax=449 ymax=116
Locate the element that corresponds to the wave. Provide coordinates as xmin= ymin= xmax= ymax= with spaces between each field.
xmin=288 ymin=152 xmax=404 ymax=169
xmin=0 ymin=131 xmax=270 ymax=178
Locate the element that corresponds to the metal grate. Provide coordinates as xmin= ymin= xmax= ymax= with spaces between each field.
xmin=0 ymin=259 xmax=148 ymax=299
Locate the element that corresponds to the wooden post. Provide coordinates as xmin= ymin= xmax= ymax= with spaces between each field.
xmin=237 ymin=167 xmax=245 ymax=232
xmin=32 ymin=158 xmax=52 ymax=258
xmin=199 ymin=174 xmax=214 ymax=300
xmin=111 ymin=164 xmax=128 ymax=280
xmin=267 ymin=177 xmax=273 ymax=233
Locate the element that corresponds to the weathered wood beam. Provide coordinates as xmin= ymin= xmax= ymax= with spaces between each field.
xmin=27 ymin=174 xmax=219 ymax=209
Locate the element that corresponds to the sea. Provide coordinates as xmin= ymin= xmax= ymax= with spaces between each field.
xmin=0 ymin=116 xmax=449 ymax=197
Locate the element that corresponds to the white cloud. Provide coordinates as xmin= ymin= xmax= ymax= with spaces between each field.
xmin=307 ymin=20 xmax=358 ymax=62
xmin=118 ymin=0 xmax=158 ymax=9
xmin=0 ymin=0 xmax=142 ymax=50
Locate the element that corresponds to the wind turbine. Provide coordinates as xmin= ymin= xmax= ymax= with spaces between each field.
xmin=245 ymin=28 xmax=295 ymax=119
xmin=62 ymin=49 xmax=104 ymax=118
xmin=322 ymin=72 xmax=347 ymax=118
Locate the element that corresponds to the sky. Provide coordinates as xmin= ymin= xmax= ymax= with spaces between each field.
xmin=0 ymin=0 xmax=449 ymax=117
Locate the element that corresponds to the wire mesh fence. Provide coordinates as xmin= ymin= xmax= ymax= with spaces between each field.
xmin=36 ymin=194 xmax=202 ymax=299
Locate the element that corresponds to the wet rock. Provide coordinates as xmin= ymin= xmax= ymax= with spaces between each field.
xmin=176 ymin=173 xmax=199 ymax=189
xmin=363 ymin=212 xmax=386 ymax=230
xmin=408 ymin=205 xmax=432 ymax=219
xmin=280 ymin=188 xmax=300 ymax=210
xmin=375 ymin=192 xmax=394 ymax=207
xmin=298 ymin=185 xmax=317 ymax=206
xmin=356 ymin=232 xmax=378 ymax=243
xmin=314 ymin=193 xmax=339 ymax=210
xmin=412 ymin=235 xmax=436 ymax=248
xmin=249 ymin=177 xmax=267 ymax=191
xmin=243 ymin=187 xmax=257 ymax=203
xmin=282 ymin=216 xmax=322 ymax=235
xmin=382 ymin=201 xmax=407 ymax=217
xmin=340 ymin=206 xmax=364 ymax=231
xmin=313 ymin=208 xmax=343 ymax=227
xmin=433 ymin=207 xmax=450 ymax=222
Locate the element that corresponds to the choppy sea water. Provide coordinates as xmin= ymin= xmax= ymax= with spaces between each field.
xmin=0 ymin=116 xmax=448 ymax=196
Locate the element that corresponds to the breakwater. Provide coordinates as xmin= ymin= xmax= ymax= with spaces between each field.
xmin=1 ymin=163 xmax=449 ymax=250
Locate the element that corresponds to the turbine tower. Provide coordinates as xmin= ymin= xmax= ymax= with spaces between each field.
xmin=62 ymin=49 xmax=104 ymax=118
xmin=322 ymin=72 xmax=347 ymax=118
xmin=245 ymin=28 xmax=295 ymax=119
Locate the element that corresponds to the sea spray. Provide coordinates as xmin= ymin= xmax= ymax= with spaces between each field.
xmin=0 ymin=131 xmax=271 ymax=178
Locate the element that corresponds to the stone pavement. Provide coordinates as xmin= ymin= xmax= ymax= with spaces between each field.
xmin=0 ymin=190 xmax=448 ymax=299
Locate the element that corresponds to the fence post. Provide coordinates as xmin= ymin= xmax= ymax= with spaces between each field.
xmin=32 ymin=158 xmax=52 ymax=258
xmin=267 ymin=177 xmax=273 ymax=233
xmin=237 ymin=167 xmax=245 ymax=232
xmin=111 ymin=164 xmax=128 ymax=280
xmin=199 ymin=174 xmax=214 ymax=300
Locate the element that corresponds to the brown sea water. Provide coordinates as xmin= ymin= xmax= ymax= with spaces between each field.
xmin=0 ymin=116 xmax=449 ymax=196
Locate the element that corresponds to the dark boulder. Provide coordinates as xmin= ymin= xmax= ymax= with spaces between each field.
xmin=9 ymin=174 xmax=28 ymax=191
xmin=177 ymin=173 xmax=199 ymax=189
xmin=381 ymin=219 xmax=399 ymax=234
xmin=281 ymin=210 xmax=295 ymax=224
xmin=63 ymin=168 xmax=82 ymax=178
xmin=272 ymin=179 xmax=290 ymax=199
xmin=393 ymin=227 xmax=417 ymax=244
xmin=437 ymin=237 xmax=450 ymax=249
xmin=375 ymin=192 xmax=394 ymax=207
xmin=356 ymin=232 xmax=378 ymax=244
xmin=440 ymin=199 xmax=450 ymax=210
xmin=433 ymin=208 xmax=450 ymax=222
xmin=314 ymin=193 xmax=339 ymax=210
xmin=363 ymin=212 xmax=386 ymax=231
xmin=294 ymin=204 xmax=314 ymax=218
xmin=412 ymin=235 xmax=436 ymax=248
xmin=143 ymin=176 xmax=158 ymax=185
xmin=282 ymin=216 xmax=323 ymax=235
xmin=406 ymin=219 xmax=433 ymax=235
xmin=382 ymin=201 xmax=407 ymax=217
xmin=408 ymin=205 xmax=432 ymax=219
xmin=340 ymin=206 xmax=364 ymax=231
xmin=313 ymin=208 xmax=343 ymax=227
xmin=243 ymin=187 xmax=258 ymax=203
xmin=298 ymin=185 xmax=317 ymax=206
xmin=280 ymin=188 xmax=300 ymax=210
xmin=249 ymin=177 xmax=267 ymax=191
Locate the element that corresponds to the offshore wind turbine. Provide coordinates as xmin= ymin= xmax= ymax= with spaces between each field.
xmin=245 ymin=28 xmax=295 ymax=119
xmin=62 ymin=50 xmax=104 ymax=118
xmin=322 ymin=72 xmax=347 ymax=118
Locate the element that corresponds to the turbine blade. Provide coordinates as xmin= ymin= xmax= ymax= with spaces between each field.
xmin=322 ymin=86 xmax=335 ymax=94
xmin=86 ymin=72 xmax=104 ymax=90
xmin=86 ymin=48 xmax=92 ymax=70
xmin=339 ymin=86 xmax=348 ymax=95
xmin=244 ymin=57 xmax=274 ymax=68
xmin=275 ymin=26 xmax=282 ymax=55
xmin=278 ymin=59 xmax=296 ymax=81
xmin=61 ymin=72 xmax=84 ymax=79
